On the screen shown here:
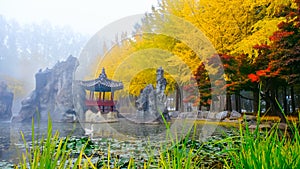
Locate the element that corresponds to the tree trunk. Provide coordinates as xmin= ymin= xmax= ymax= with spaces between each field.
xmin=226 ymin=93 xmax=232 ymax=111
xmin=291 ymin=86 xmax=296 ymax=113
xmin=266 ymin=90 xmax=271 ymax=114
xmin=235 ymin=92 xmax=241 ymax=113
xmin=198 ymin=100 xmax=202 ymax=111
xmin=253 ymin=90 xmax=259 ymax=114
xmin=283 ymin=86 xmax=288 ymax=114
xmin=198 ymin=93 xmax=202 ymax=111
xmin=175 ymin=84 xmax=181 ymax=111
xmin=264 ymin=88 xmax=287 ymax=123
xmin=270 ymin=88 xmax=277 ymax=116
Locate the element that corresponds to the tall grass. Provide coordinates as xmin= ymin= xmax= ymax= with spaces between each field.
xmin=224 ymin=118 xmax=300 ymax=169
xmin=155 ymin=113 xmax=202 ymax=169
xmin=16 ymin=116 xmax=92 ymax=169
xmin=16 ymin=107 xmax=299 ymax=168
xmin=224 ymin=86 xmax=300 ymax=169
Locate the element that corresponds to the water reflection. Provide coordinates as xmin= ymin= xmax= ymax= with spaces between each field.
xmin=81 ymin=119 xmax=170 ymax=140
xmin=0 ymin=119 xmax=232 ymax=164
xmin=0 ymin=121 xmax=83 ymax=163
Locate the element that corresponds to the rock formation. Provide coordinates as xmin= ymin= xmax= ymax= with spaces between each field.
xmin=12 ymin=56 xmax=82 ymax=122
xmin=0 ymin=81 xmax=13 ymax=121
xmin=84 ymin=110 xmax=118 ymax=122
xmin=136 ymin=67 xmax=170 ymax=123
xmin=175 ymin=110 xmax=243 ymax=123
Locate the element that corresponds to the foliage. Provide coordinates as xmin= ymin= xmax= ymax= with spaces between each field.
xmin=223 ymin=82 xmax=300 ymax=168
xmin=183 ymin=63 xmax=211 ymax=108
xmin=13 ymin=0 xmax=300 ymax=167
xmin=17 ymin=117 xmax=74 ymax=169
xmin=172 ymin=0 xmax=299 ymax=113
xmin=242 ymin=0 xmax=300 ymax=116
xmin=224 ymin=115 xmax=300 ymax=169
xmin=16 ymin=115 xmax=102 ymax=169
xmin=94 ymin=0 xmax=296 ymax=109
xmin=95 ymin=37 xmax=182 ymax=97
xmin=268 ymin=0 xmax=300 ymax=85
xmin=0 ymin=75 xmax=26 ymax=99
xmin=150 ymin=0 xmax=292 ymax=55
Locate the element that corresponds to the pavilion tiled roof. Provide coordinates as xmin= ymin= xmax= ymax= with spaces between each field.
xmin=78 ymin=68 xmax=123 ymax=92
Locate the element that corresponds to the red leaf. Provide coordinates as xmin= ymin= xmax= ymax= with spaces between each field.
xmin=248 ymin=73 xmax=260 ymax=82
xmin=256 ymin=70 xmax=266 ymax=77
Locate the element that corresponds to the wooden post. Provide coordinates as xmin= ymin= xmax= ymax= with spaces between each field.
xmin=91 ymin=91 xmax=94 ymax=100
xmin=97 ymin=92 xmax=101 ymax=111
xmin=111 ymin=92 xmax=114 ymax=111
xmin=89 ymin=91 xmax=92 ymax=100
xmin=102 ymin=92 xmax=105 ymax=112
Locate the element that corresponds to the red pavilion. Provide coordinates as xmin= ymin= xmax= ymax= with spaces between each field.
xmin=79 ymin=68 xmax=123 ymax=112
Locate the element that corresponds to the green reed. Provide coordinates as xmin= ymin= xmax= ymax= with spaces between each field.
xmin=16 ymin=107 xmax=300 ymax=169
xmin=16 ymin=115 xmax=90 ymax=169
xmin=223 ymin=87 xmax=300 ymax=169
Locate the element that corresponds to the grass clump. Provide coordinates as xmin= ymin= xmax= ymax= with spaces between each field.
xmin=225 ymin=121 xmax=300 ymax=169
xmin=15 ymin=109 xmax=299 ymax=169
xmin=224 ymin=109 xmax=300 ymax=169
xmin=154 ymin=114 xmax=213 ymax=169
xmin=16 ymin=116 xmax=93 ymax=169
xmin=224 ymin=85 xmax=300 ymax=169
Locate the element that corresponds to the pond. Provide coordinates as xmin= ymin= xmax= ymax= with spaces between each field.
xmin=0 ymin=120 xmax=83 ymax=164
xmin=0 ymin=118 xmax=234 ymax=168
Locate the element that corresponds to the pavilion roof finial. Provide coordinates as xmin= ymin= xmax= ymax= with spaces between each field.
xmin=99 ymin=67 xmax=107 ymax=78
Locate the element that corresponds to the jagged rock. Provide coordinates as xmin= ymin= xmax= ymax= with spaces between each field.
xmin=197 ymin=110 xmax=209 ymax=119
xmin=222 ymin=118 xmax=239 ymax=123
xmin=248 ymin=123 xmax=271 ymax=129
xmin=135 ymin=67 xmax=170 ymax=123
xmin=0 ymin=81 xmax=13 ymax=121
xmin=177 ymin=112 xmax=197 ymax=119
xmin=63 ymin=109 xmax=77 ymax=122
xmin=85 ymin=110 xmax=105 ymax=122
xmin=12 ymin=56 xmax=84 ymax=122
xmin=243 ymin=115 xmax=257 ymax=122
xmin=207 ymin=112 xmax=216 ymax=119
xmin=72 ymin=82 xmax=87 ymax=122
xmin=85 ymin=109 xmax=94 ymax=122
xmin=216 ymin=111 xmax=229 ymax=120
xmin=136 ymin=84 xmax=157 ymax=121
xmin=107 ymin=111 xmax=118 ymax=120
xmin=196 ymin=110 xmax=240 ymax=121
xmin=229 ymin=110 xmax=242 ymax=120
xmin=169 ymin=111 xmax=180 ymax=118
xmin=177 ymin=112 xmax=187 ymax=119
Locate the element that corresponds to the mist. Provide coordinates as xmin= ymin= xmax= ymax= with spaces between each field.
xmin=0 ymin=15 xmax=89 ymax=113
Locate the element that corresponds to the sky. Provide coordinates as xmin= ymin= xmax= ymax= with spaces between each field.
xmin=0 ymin=0 xmax=158 ymax=35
